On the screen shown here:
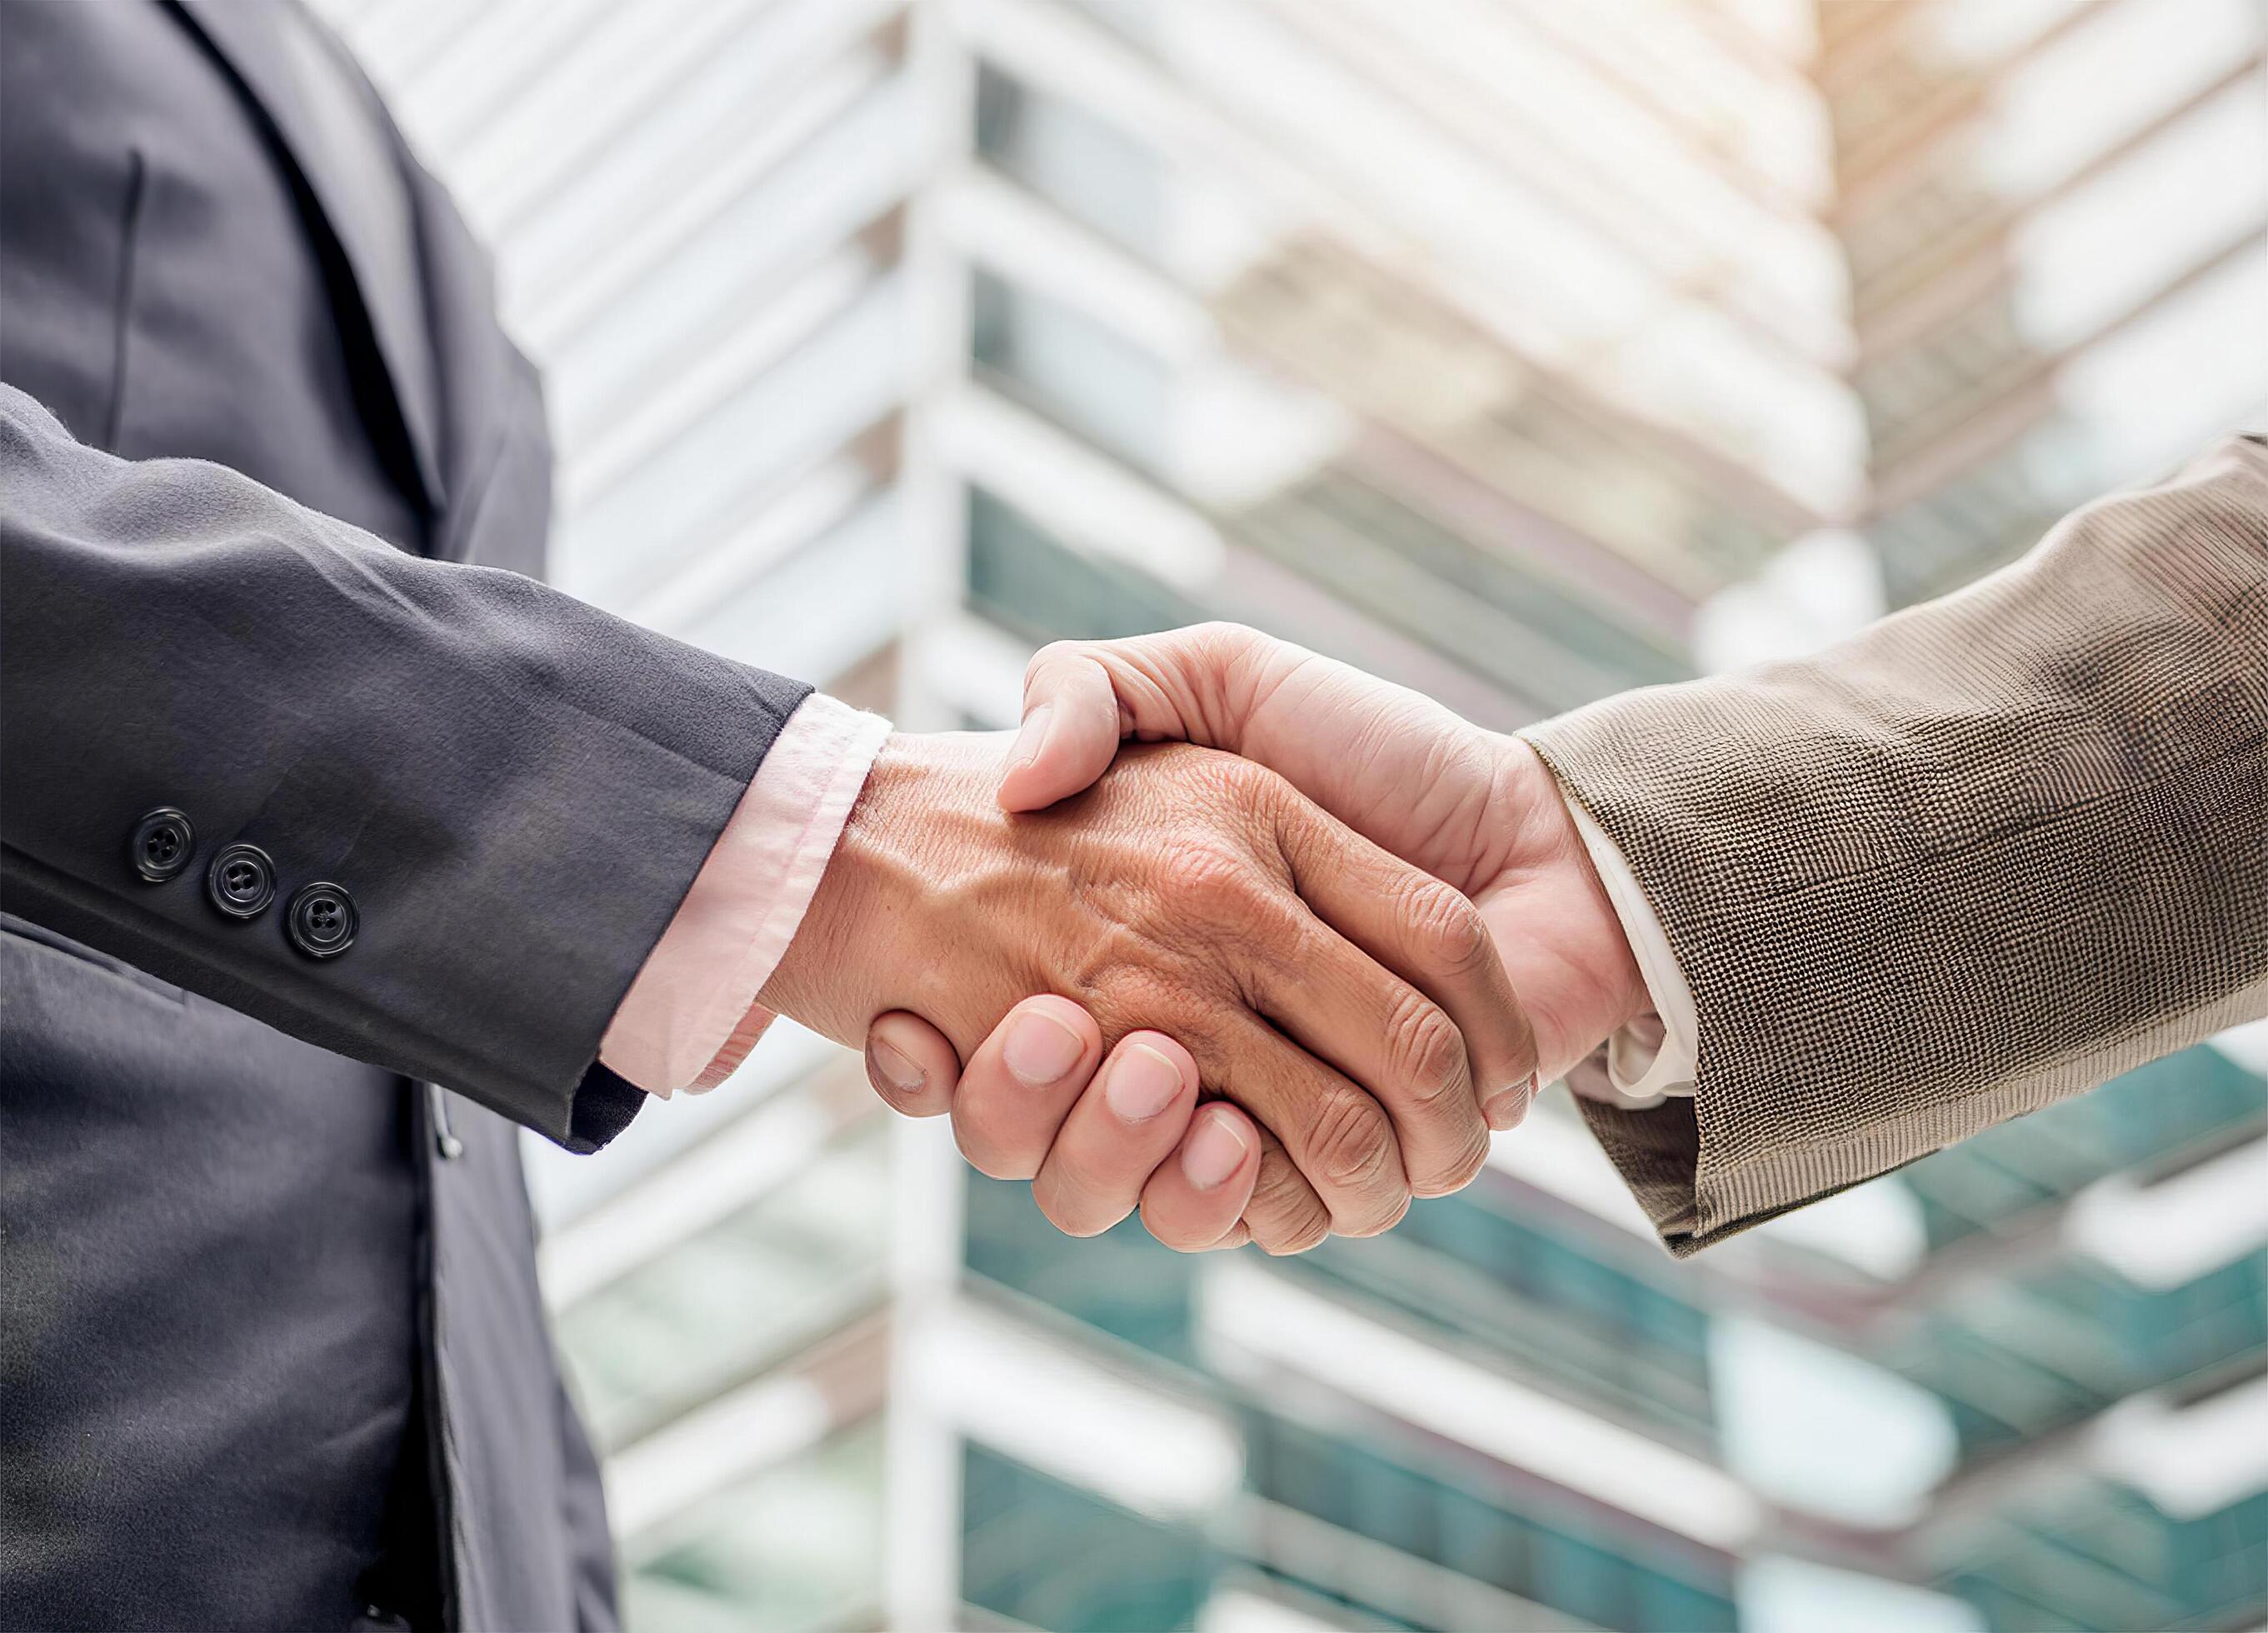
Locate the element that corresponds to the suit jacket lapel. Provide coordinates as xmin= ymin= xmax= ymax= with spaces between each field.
xmin=167 ymin=0 xmax=447 ymax=518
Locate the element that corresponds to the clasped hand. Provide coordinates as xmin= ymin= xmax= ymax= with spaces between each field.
xmin=759 ymin=626 xmax=1648 ymax=1253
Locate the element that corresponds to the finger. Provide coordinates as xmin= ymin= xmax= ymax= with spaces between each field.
xmin=1197 ymin=1011 xmax=1409 ymax=1240
xmin=997 ymin=626 xmax=1271 ymax=812
xmin=864 ymin=1011 xmax=962 ymax=1118
xmin=997 ymin=648 xmax=1126 ymax=812
xmin=1239 ymin=1125 xmax=1336 ymax=1254
xmin=1277 ymin=802 xmax=1538 ymax=1133
xmin=949 ymin=996 xmax=1102 ymax=1180
xmin=1032 ymin=1032 xmax=1202 ymax=1237
xmin=1246 ymin=926 xmax=1491 ymax=1199
xmin=1138 ymin=1101 xmax=1261 ymax=1251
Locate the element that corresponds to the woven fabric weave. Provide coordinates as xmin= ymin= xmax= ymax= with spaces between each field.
xmin=1526 ymin=437 xmax=2268 ymax=1255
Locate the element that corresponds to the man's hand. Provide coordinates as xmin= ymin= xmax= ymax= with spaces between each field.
xmin=992 ymin=625 xmax=1649 ymax=1092
xmin=760 ymin=730 xmax=1536 ymax=1251
xmin=866 ymin=996 xmax=1267 ymax=1249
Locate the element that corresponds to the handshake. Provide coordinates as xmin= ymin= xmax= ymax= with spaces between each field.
xmin=760 ymin=623 xmax=1651 ymax=1256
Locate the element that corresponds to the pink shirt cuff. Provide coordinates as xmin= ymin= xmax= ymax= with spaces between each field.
xmin=599 ymin=694 xmax=892 ymax=1096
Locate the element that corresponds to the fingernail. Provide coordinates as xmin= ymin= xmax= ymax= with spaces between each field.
xmin=867 ymin=1038 xmax=926 ymax=1097
xmin=1103 ymin=1043 xmax=1183 ymax=1122
xmin=1483 ymin=1074 xmax=1536 ymax=1131
xmin=1181 ymin=1108 xmax=1251 ymax=1190
xmin=1006 ymin=704 xmax=1053 ymax=771
xmin=1003 ymin=1006 xmax=1084 ymax=1086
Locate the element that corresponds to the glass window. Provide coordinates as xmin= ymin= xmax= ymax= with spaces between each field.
xmin=457 ymin=0 xmax=880 ymax=229
xmin=1940 ymin=1482 xmax=2267 ymax=1631
xmin=2057 ymin=247 xmax=2268 ymax=482
xmin=504 ymin=8 xmax=905 ymax=312
xmin=1241 ymin=1410 xmax=1737 ymax=1632
xmin=2012 ymin=76 xmax=2268 ymax=352
xmin=977 ymin=64 xmax=1169 ymax=257
xmin=675 ymin=487 xmax=907 ymax=686
xmin=622 ymin=1418 xmax=885 ymax=1633
xmin=1211 ymin=232 xmax=1796 ymax=592
xmin=1237 ymin=471 xmax=1693 ymax=700
xmin=972 ymin=268 xmax=1173 ymax=472
xmin=962 ymin=1445 xmax=1207 ymax=1632
xmin=1506 ymin=0 xmax=1821 ymax=197
xmin=557 ymin=271 xmax=905 ymax=608
xmin=1897 ymin=1253 xmax=2268 ymax=1455
xmin=544 ymin=77 xmax=912 ymax=447
xmin=967 ymin=486 xmax=1206 ymax=642
xmin=1985 ymin=0 xmax=2263 ymax=199
xmin=964 ymin=1170 xmax=1205 ymax=1366
xmin=1901 ymin=1046 xmax=2268 ymax=1247
xmin=556 ymin=1116 xmax=892 ymax=1450
xmin=1290 ymin=1188 xmax=1716 ymax=1443
xmin=1916 ymin=0 xmax=2086 ymax=67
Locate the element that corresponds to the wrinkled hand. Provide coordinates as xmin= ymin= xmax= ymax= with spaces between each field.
xmin=858 ymin=627 xmax=1647 ymax=1252
xmin=762 ymin=729 xmax=1536 ymax=1251
xmin=994 ymin=625 xmax=1648 ymax=1087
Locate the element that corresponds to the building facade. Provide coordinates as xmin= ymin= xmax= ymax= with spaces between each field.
xmin=317 ymin=0 xmax=2266 ymax=1626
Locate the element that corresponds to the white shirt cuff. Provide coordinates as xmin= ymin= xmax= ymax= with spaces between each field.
xmin=599 ymin=694 xmax=891 ymax=1096
xmin=1557 ymin=792 xmax=1699 ymax=1111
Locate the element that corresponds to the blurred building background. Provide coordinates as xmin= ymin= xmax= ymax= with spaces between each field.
xmin=314 ymin=0 xmax=2267 ymax=1627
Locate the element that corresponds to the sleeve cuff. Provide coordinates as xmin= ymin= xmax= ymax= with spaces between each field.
xmin=598 ymin=694 xmax=892 ymax=1096
xmin=1556 ymin=788 xmax=1701 ymax=1111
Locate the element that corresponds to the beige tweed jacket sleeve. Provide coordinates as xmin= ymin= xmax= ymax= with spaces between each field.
xmin=1523 ymin=435 xmax=2268 ymax=1256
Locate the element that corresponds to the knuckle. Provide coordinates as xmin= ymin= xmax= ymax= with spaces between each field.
xmin=1158 ymin=838 xmax=1282 ymax=942
xmin=1301 ymin=1083 xmax=1400 ymax=1192
xmin=1342 ymin=1189 xmax=1413 ymax=1238
xmin=1411 ymin=1127 xmax=1491 ymax=1199
xmin=1027 ymin=638 xmax=1092 ymax=682
xmin=1247 ymin=1167 xmax=1332 ymax=1256
xmin=1385 ymin=989 xmax=1468 ymax=1112
xmin=1404 ymin=879 xmax=1493 ymax=977
xmin=1190 ymin=620 xmax=1257 ymax=652
xmin=1087 ymin=954 xmax=1216 ymax=1051
xmin=1187 ymin=745 xmax=1282 ymax=816
xmin=1257 ymin=1213 xmax=1331 ymax=1256
xmin=1158 ymin=836 xmax=1254 ymax=900
xmin=1222 ymin=754 xmax=1291 ymax=812
xmin=1326 ymin=1151 xmax=1413 ymax=1232
xmin=1189 ymin=622 xmax=1266 ymax=685
xmin=1081 ymin=946 xmax=1181 ymax=1023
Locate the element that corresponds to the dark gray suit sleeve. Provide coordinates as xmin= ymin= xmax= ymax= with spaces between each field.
xmin=0 ymin=383 xmax=812 ymax=1150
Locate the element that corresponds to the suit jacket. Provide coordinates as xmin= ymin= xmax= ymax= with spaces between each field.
xmin=0 ymin=3 xmax=804 ymax=1625
xmin=1528 ymin=437 xmax=2268 ymax=1255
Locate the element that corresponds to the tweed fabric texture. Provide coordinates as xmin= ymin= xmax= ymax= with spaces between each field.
xmin=1526 ymin=437 xmax=2268 ymax=1256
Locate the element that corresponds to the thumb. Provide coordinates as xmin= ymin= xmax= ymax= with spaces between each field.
xmin=997 ymin=646 xmax=1133 ymax=812
xmin=863 ymin=1011 xmax=962 ymax=1119
xmin=996 ymin=625 xmax=1272 ymax=812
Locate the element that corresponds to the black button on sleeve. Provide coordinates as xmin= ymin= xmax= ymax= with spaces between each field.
xmin=287 ymin=881 xmax=357 ymax=960
xmin=206 ymin=842 xmax=277 ymax=919
xmin=129 ymin=807 xmax=195 ymax=883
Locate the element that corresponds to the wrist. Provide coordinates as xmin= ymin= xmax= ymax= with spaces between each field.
xmin=761 ymin=732 xmax=937 ymax=1045
xmin=1480 ymin=735 xmax=1651 ymax=1080
xmin=1546 ymin=798 xmax=1651 ymax=1038
xmin=757 ymin=731 xmax=1019 ymax=1048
